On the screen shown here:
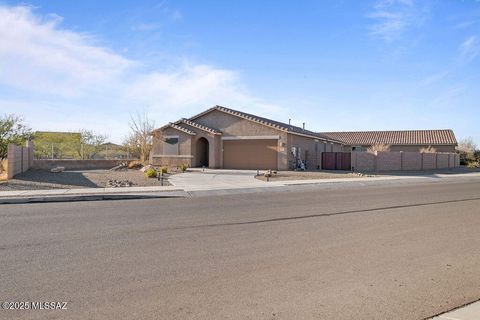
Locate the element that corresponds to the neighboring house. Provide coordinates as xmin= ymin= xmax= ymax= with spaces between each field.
xmin=150 ymin=105 xmax=345 ymax=170
xmin=319 ymin=130 xmax=457 ymax=152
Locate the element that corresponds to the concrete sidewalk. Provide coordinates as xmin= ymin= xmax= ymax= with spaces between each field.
xmin=431 ymin=300 xmax=480 ymax=320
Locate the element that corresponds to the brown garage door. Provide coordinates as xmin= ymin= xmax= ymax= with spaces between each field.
xmin=223 ymin=139 xmax=278 ymax=170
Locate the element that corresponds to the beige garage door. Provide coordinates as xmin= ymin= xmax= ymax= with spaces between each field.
xmin=223 ymin=139 xmax=278 ymax=170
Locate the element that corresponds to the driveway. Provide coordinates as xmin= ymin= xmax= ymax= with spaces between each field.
xmin=169 ymin=168 xmax=265 ymax=191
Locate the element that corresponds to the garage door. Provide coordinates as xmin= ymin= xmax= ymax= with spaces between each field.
xmin=223 ymin=139 xmax=278 ymax=170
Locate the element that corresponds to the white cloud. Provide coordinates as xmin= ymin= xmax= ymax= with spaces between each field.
xmin=459 ymin=35 xmax=480 ymax=62
xmin=0 ymin=5 xmax=285 ymax=142
xmin=367 ymin=0 xmax=427 ymax=43
xmin=0 ymin=6 xmax=134 ymax=97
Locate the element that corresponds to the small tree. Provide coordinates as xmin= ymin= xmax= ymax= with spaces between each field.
xmin=0 ymin=114 xmax=32 ymax=160
xmin=457 ymin=137 xmax=477 ymax=164
xmin=367 ymin=144 xmax=391 ymax=153
xmin=78 ymin=130 xmax=108 ymax=159
xmin=125 ymin=110 xmax=155 ymax=163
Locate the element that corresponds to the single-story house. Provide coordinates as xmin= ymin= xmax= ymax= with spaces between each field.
xmin=150 ymin=105 xmax=345 ymax=170
xmin=319 ymin=130 xmax=458 ymax=153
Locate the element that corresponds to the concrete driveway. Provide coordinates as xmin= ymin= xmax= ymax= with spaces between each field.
xmin=169 ymin=168 xmax=266 ymax=191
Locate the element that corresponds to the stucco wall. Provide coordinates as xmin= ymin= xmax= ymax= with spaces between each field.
xmin=402 ymin=152 xmax=422 ymax=170
xmin=345 ymin=145 xmax=456 ymax=153
xmin=351 ymin=152 xmax=376 ymax=172
xmin=150 ymin=155 xmax=193 ymax=167
xmin=437 ymin=153 xmax=449 ymax=169
xmin=32 ymin=159 xmax=128 ymax=170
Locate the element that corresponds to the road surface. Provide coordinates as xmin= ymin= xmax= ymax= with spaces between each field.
xmin=1 ymin=178 xmax=480 ymax=319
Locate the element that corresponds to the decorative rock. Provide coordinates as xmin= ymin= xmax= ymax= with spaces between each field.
xmin=140 ymin=165 xmax=155 ymax=173
xmin=106 ymin=179 xmax=133 ymax=188
xmin=50 ymin=166 xmax=65 ymax=173
xmin=110 ymin=162 xmax=128 ymax=171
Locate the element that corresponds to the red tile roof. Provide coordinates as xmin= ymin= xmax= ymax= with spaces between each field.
xmin=319 ymin=130 xmax=457 ymax=146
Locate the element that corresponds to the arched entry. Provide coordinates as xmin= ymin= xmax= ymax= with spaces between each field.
xmin=196 ymin=137 xmax=209 ymax=167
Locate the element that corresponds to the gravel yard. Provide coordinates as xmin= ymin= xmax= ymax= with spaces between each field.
xmin=255 ymin=170 xmax=366 ymax=181
xmin=0 ymin=169 xmax=171 ymax=190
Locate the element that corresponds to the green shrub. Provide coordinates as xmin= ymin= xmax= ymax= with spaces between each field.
xmin=145 ymin=168 xmax=157 ymax=178
xmin=180 ymin=163 xmax=188 ymax=172
xmin=160 ymin=167 xmax=168 ymax=174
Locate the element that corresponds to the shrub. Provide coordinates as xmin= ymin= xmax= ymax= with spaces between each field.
xmin=180 ymin=163 xmax=188 ymax=172
xmin=128 ymin=160 xmax=143 ymax=169
xmin=145 ymin=168 xmax=157 ymax=178
xmin=367 ymin=144 xmax=391 ymax=153
xmin=419 ymin=145 xmax=437 ymax=153
xmin=467 ymin=161 xmax=480 ymax=169
xmin=160 ymin=167 xmax=168 ymax=174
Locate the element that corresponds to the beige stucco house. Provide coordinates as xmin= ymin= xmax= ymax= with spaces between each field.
xmin=150 ymin=105 xmax=345 ymax=170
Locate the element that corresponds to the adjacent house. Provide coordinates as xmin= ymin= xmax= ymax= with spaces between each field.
xmin=320 ymin=130 xmax=457 ymax=153
xmin=150 ymin=105 xmax=345 ymax=170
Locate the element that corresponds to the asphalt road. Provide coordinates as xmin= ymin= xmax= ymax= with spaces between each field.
xmin=1 ymin=178 xmax=480 ymax=319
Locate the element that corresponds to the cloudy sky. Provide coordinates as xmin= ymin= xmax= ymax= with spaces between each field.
xmin=0 ymin=0 xmax=479 ymax=144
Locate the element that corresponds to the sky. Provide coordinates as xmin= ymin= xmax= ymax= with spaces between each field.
xmin=0 ymin=0 xmax=479 ymax=145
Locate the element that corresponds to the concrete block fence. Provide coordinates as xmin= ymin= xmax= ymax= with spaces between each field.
xmin=351 ymin=151 xmax=460 ymax=172
xmin=6 ymin=140 xmax=35 ymax=179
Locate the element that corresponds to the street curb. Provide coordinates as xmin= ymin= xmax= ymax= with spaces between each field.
xmin=0 ymin=191 xmax=187 ymax=204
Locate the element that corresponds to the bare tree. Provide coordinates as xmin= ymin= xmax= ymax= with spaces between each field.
xmin=419 ymin=145 xmax=437 ymax=153
xmin=367 ymin=144 xmax=391 ymax=153
xmin=125 ymin=110 xmax=155 ymax=163
xmin=457 ymin=137 xmax=477 ymax=164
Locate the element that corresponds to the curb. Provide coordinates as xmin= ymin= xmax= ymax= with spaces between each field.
xmin=0 ymin=191 xmax=187 ymax=204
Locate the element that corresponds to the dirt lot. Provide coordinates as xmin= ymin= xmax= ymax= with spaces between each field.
xmin=255 ymin=170 xmax=367 ymax=181
xmin=0 ymin=169 xmax=171 ymax=190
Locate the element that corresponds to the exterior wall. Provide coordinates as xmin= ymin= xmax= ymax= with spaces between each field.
xmin=389 ymin=145 xmax=455 ymax=152
xmin=376 ymin=152 xmax=402 ymax=171
xmin=402 ymin=152 xmax=422 ymax=170
xmin=352 ymin=151 xmax=460 ymax=172
xmin=347 ymin=144 xmax=455 ymax=152
xmin=437 ymin=153 xmax=449 ymax=169
xmin=287 ymin=135 xmax=343 ymax=170
xmin=422 ymin=153 xmax=436 ymax=170
xmin=32 ymin=159 xmax=129 ymax=170
xmin=351 ymin=152 xmax=376 ymax=172
xmin=151 ymin=128 xmax=194 ymax=168
xmin=150 ymin=156 xmax=193 ymax=168
xmin=7 ymin=141 xmax=34 ymax=179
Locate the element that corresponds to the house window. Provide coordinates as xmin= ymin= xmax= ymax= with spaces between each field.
xmin=164 ymin=137 xmax=179 ymax=155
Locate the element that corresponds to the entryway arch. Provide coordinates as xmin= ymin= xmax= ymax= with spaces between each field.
xmin=196 ymin=137 xmax=209 ymax=167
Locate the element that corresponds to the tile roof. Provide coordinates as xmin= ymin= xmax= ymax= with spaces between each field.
xmin=160 ymin=123 xmax=197 ymax=135
xmin=189 ymin=105 xmax=342 ymax=143
xmin=178 ymin=118 xmax=222 ymax=135
xmin=319 ymin=130 xmax=457 ymax=146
